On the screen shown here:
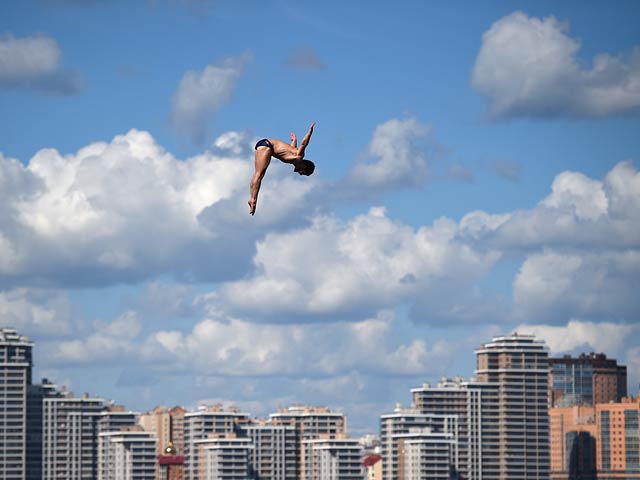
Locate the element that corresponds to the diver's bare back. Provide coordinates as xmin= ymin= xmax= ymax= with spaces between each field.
xmin=268 ymin=138 xmax=301 ymax=164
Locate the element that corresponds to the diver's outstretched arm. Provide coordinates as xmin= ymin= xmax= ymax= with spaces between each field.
xmin=296 ymin=122 xmax=315 ymax=158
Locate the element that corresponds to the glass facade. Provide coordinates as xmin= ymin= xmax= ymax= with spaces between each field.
xmin=552 ymin=363 xmax=593 ymax=407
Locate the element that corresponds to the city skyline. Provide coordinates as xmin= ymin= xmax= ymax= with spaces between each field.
xmin=2 ymin=325 xmax=638 ymax=479
xmin=3 ymin=324 xmax=635 ymax=435
xmin=1 ymin=0 xmax=639 ymax=435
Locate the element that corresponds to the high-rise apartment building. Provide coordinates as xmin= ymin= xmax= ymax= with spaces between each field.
xmin=303 ymin=438 xmax=363 ymax=480
xmin=97 ymin=428 xmax=157 ymax=480
xmin=412 ymin=377 xmax=470 ymax=478
xmin=475 ymin=333 xmax=550 ymax=480
xmin=194 ymin=437 xmax=252 ymax=480
xmin=184 ymin=405 xmax=250 ymax=480
xmin=25 ymin=379 xmax=59 ymax=480
xmin=239 ymin=421 xmax=297 ymax=480
xmin=549 ymin=405 xmax=598 ymax=480
xmin=42 ymin=390 xmax=106 ymax=480
xmin=139 ymin=405 xmax=186 ymax=479
xmin=549 ymin=353 xmax=628 ymax=407
xmin=550 ymin=397 xmax=640 ymax=479
xmin=386 ymin=333 xmax=550 ymax=480
xmin=396 ymin=428 xmax=459 ymax=480
xmin=0 ymin=327 xmax=33 ymax=480
xmin=270 ymin=405 xmax=347 ymax=480
xmin=597 ymin=397 xmax=640 ymax=479
xmin=139 ymin=405 xmax=186 ymax=455
xmin=380 ymin=405 xmax=459 ymax=480
xmin=465 ymin=381 xmax=500 ymax=480
xmin=97 ymin=406 xmax=138 ymax=434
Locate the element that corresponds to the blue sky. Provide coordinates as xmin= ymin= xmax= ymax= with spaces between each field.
xmin=1 ymin=0 xmax=639 ymax=434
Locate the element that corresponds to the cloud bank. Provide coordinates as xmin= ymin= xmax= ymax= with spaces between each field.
xmin=208 ymin=160 xmax=640 ymax=325
xmin=0 ymin=129 xmax=316 ymax=287
xmin=2 ymin=126 xmax=638 ymax=330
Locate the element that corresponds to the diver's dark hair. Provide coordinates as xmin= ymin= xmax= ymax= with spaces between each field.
xmin=301 ymin=159 xmax=315 ymax=175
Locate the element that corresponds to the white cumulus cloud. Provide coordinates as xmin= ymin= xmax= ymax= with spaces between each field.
xmin=342 ymin=117 xmax=435 ymax=195
xmin=141 ymin=310 xmax=454 ymax=377
xmin=0 ymin=288 xmax=74 ymax=336
xmin=472 ymin=11 xmax=640 ymax=119
xmin=518 ymin=319 xmax=637 ymax=356
xmin=171 ymin=52 xmax=252 ymax=143
xmin=54 ymin=311 xmax=142 ymax=363
xmin=0 ymin=33 xmax=83 ymax=94
xmin=513 ymin=250 xmax=640 ymax=323
xmin=208 ymin=206 xmax=500 ymax=321
xmin=473 ymin=161 xmax=640 ymax=250
xmin=0 ymin=128 xmax=315 ymax=287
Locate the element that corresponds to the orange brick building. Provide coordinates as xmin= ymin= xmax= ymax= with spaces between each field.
xmin=550 ymin=397 xmax=640 ymax=480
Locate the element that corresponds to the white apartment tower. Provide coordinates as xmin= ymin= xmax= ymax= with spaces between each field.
xmin=97 ymin=429 xmax=157 ymax=480
xmin=303 ymin=438 xmax=363 ymax=480
xmin=411 ymin=377 xmax=469 ymax=479
xmin=42 ymin=391 xmax=105 ymax=480
xmin=239 ymin=422 xmax=297 ymax=480
xmin=195 ymin=437 xmax=252 ymax=480
xmin=269 ymin=405 xmax=347 ymax=480
xmin=184 ymin=406 xmax=250 ymax=480
xmin=398 ymin=428 xmax=459 ymax=480
xmin=0 ymin=328 xmax=33 ymax=480
xmin=380 ymin=405 xmax=459 ymax=480
xmin=97 ymin=408 xmax=138 ymax=434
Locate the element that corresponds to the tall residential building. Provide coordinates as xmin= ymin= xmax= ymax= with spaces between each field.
xmin=26 ymin=379 xmax=60 ymax=480
xmin=597 ymin=397 xmax=640 ymax=479
xmin=411 ymin=377 xmax=470 ymax=478
xmin=0 ymin=327 xmax=33 ymax=480
xmin=475 ymin=333 xmax=550 ymax=480
xmin=396 ymin=428 xmax=459 ymax=480
xmin=97 ymin=428 xmax=157 ymax=480
xmin=97 ymin=406 xmax=138 ymax=434
xmin=194 ymin=437 xmax=252 ymax=480
xmin=42 ymin=390 xmax=106 ymax=480
xmin=270 ymin=405 xmax=347 ymax=480
xmin=550 ymin=397 xmax=640 ymax=479
xmin=139 ymin=405 xmax=186 ymax=479
xmin=184 ymin=405 xmax=250 ymax=480
xmin=239 ymin=421 xmax=297 ymax=480
xmin=303 ymin=438 xmax=363 ymax=480
xmin=380 ymin=405 xmax=459 ymax=480
xmin=549 ymin=405 xmax=598 ymax=480
xmin=549 ymin=353 xmax=628 ymax=407
xmin=139 ymin=405 xmax=186 ymax=455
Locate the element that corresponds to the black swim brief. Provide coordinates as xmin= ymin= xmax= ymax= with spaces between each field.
xmin=255 ymin=138 xmax=273 ymax=150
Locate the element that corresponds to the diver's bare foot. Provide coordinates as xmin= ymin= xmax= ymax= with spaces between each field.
xmin=248 ymin=199 xmax=256 ymax=216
